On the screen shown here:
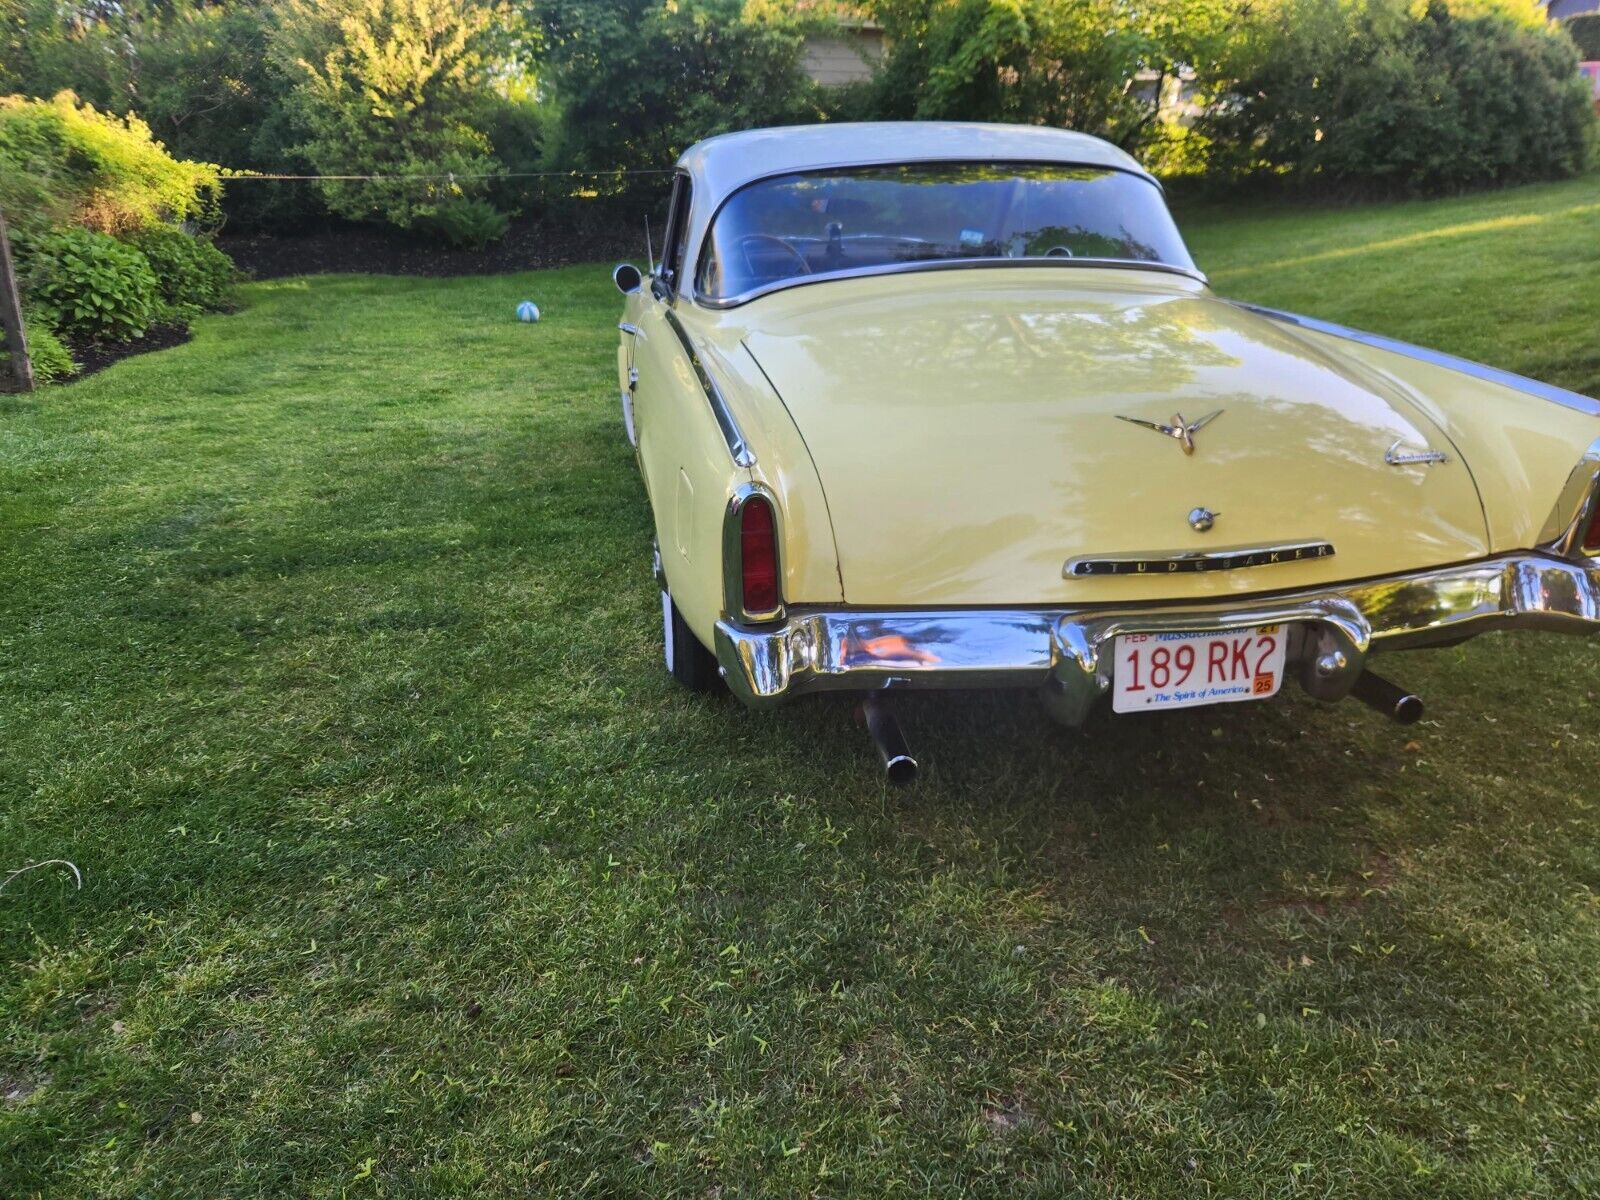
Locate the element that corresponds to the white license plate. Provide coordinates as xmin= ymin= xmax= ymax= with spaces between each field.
xmin=1112 ymin=625 xmax=1288 ymax=714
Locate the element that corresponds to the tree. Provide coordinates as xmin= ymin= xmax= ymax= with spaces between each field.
xmin=1199 ymin=0 xmax=1595 ymax=193
xmin=1566 ymin=13 xmax=1600 ymax=60
xmin=532 ymin=0 xmax=823 ymax=182
xmin=862 ymin=0 xmax=1235 ymax=152
xmin=270 ymin=0 xmax=525 ymax=230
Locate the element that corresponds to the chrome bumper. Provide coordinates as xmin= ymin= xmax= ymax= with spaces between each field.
xmin=713 ymin=553 xmax=1600 ymax=716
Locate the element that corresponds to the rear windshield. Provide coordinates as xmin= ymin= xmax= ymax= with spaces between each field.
xmin=696 ymin=162 xmax=1195 ymax=301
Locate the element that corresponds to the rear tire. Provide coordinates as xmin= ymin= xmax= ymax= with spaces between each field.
xmin=663 ymin=590 xmax=720 ymax=691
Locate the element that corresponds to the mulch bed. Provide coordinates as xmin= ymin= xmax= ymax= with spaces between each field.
xmin=220 ymin=213 xmax=642 ymax=280
xmin=61 ymin=323 xmax=193 ymax=383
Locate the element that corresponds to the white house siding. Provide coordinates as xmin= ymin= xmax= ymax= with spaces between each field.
xmin=801 ymin=30 xmax=885 ymax=87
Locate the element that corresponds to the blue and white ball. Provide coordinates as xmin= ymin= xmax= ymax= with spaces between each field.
xmin=515 ymin=300 xmax=541 ymax=323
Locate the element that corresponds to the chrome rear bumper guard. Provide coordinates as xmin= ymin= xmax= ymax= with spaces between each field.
xmin=713 ymin=553 xmax=1600 ymax=717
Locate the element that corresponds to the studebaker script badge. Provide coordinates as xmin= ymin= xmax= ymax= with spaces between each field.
xmin=1064 ymin=541 xmax=1335 ymax=577
xmin=1116 ymin=409 xmax=1224 ymax=456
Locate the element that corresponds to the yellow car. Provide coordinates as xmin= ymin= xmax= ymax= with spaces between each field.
xmin=614 ymin=122 xmax=1600 ymax=779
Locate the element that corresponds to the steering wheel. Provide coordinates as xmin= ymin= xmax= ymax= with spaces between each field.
xmin=1044 ymin=245 xmax=1074 ymax=258
xmin=739 ymin=234 xmax=813 ymax=278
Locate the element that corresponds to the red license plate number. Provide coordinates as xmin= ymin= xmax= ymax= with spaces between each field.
xmin=1112 ymin=626 xmax=1288 ymax=714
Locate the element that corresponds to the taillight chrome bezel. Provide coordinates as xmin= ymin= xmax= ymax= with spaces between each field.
xmin=724 ymin=483 xmax=784 ymax=623
xmin=1540 ymin=437 xmax=1600 ymax=561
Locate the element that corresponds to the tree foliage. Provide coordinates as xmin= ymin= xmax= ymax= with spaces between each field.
xmin=858 ymin=0 xmax=1234 ymax=155
xmin=270 ymin=0 xmax=529 ymax=231
xmin=532 ymin=0 xmax=823 ymax=182
xmin=1567 ymin=13 xmax=1600 ymax=61
xmin=1202 ymin=0 xmax=1595 ymax=194
xmin=0 ymin=0 xmax=1593 ymax=233
xmin=0 ymin=91 xmax=220 ymax=236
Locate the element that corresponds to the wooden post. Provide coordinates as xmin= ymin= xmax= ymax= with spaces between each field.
xmin=0 ymin=207 xmax=34 ymax=394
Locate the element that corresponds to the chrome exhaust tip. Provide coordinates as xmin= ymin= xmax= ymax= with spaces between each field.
xmin=860 ymin=695 xmax=919 ymax=785
xmin=1350 ymin=670 xmax=1424 ymax=725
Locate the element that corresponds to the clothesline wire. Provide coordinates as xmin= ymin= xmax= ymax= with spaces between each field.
xmin=221 ymin=168 xmax=675 ymax=182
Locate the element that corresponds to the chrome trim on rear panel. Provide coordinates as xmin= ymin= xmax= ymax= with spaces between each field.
xmin=1234 ymin=302 xmax=1600 ymax=417
xmin=663 ymin=309 xmax=756 ymax=467
xmin=714 ymin=552 xmax=1600 ymax=709
xmin=1065 ymin=541 xmax=1334 ymax=577
xmin=1540 ymin=436 xmax=1600 ymax=558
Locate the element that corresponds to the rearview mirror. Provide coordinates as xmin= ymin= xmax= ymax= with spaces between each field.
xmin=613 ymin=263 xmax=643 ymax=295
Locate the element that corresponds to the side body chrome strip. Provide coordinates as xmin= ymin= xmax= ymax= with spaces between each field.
xmin=662 ymin=308 xmax=756 ymax=468
xmin=1234 ymin=302 xmax=1600 ymax=417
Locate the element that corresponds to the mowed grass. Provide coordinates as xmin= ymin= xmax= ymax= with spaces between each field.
xmin=3 ymin=176 xmax=1600 ymax=1199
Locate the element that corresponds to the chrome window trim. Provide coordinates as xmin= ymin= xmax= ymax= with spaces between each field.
xmin=662 ymin=308 xmax=756 ymax=468
xmin=723 ymin=481 xmax=785 ymax=624
xmin=692 ymin=256 xmax=1209 ymax=310
xmin=713 ymin=551 xmax=1600 ymax=709
xmin=1234 ymin=302 xmax=1600 ymax=418
xmin=653 ymin=171 xmax=693 ymax=300
xmin=1539 ymin=436 xmax=1600 ymax=557
xmin=687 ymin=158 xmax=1197 ymax=309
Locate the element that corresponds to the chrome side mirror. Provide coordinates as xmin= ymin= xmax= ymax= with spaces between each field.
xmin=613 ymin=263 xmax=643 ymax=295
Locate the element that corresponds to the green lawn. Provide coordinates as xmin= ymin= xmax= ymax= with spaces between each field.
xmin=3 ymin=175 xmax=1600 ymax=1198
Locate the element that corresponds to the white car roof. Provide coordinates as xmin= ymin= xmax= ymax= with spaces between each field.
xmin=677 ymin=122 xmax=1153 ymax=204
xmin=673 ymin=122 xmax=1159 ymax=300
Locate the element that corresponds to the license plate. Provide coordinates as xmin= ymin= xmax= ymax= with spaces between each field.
xmin=1112 ymin=625 xmax=1288 ymax=714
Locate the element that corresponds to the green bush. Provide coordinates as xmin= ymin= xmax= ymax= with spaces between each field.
xmin=122 ymin=225 xmax=239 ymax=311
xmin=1568 ymin=14 xmax=1600 ymax=61
xmin=0 ymin=91 xmax=220 ymax=238
xmin=3 ymin=312 xmax=77 ymax=384
xmin=417 ymin=198 xmax=511 ymax=248
xmin=1202 ymin=0 xmax=1596 ymax=194
xmin=19 ymin=227 xmax=159 ymax=341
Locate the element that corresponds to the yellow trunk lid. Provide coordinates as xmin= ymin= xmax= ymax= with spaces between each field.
xmin=739 ymin=269 xmax=1488 ymax=606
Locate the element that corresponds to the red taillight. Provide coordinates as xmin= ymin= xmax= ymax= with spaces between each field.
xmin=739 ymin=496 xmax=780 ymax=614
xmin=1584 ymin=501 xmax=1600 ymax=556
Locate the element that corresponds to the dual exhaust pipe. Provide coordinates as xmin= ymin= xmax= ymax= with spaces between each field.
xmin=857 ymin=669 xmax=1418 ymax=785
xmin=859 ymin=695 xmax=919 ymax=785
xmin=1349 ymin=669 xmax=1424 ymax=725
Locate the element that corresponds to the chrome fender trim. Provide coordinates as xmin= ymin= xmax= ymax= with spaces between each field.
xmin=1234 ymin=302 xmax=1600 ymax=418
xmin=663 ymin=308 xmax=756 ymax=467
xmin=714 ymin=552 xmax=1600 ymax=709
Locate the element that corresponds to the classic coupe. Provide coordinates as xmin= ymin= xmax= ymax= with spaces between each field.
xmin=613 ymin=122 xmax=1600 ymax=780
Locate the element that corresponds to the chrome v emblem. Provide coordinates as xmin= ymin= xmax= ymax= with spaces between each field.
xmin=1115 ymin=410 xmax=1223 ymax=456
xmin=1385 ymin=440 xmax=1449 ymax=466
